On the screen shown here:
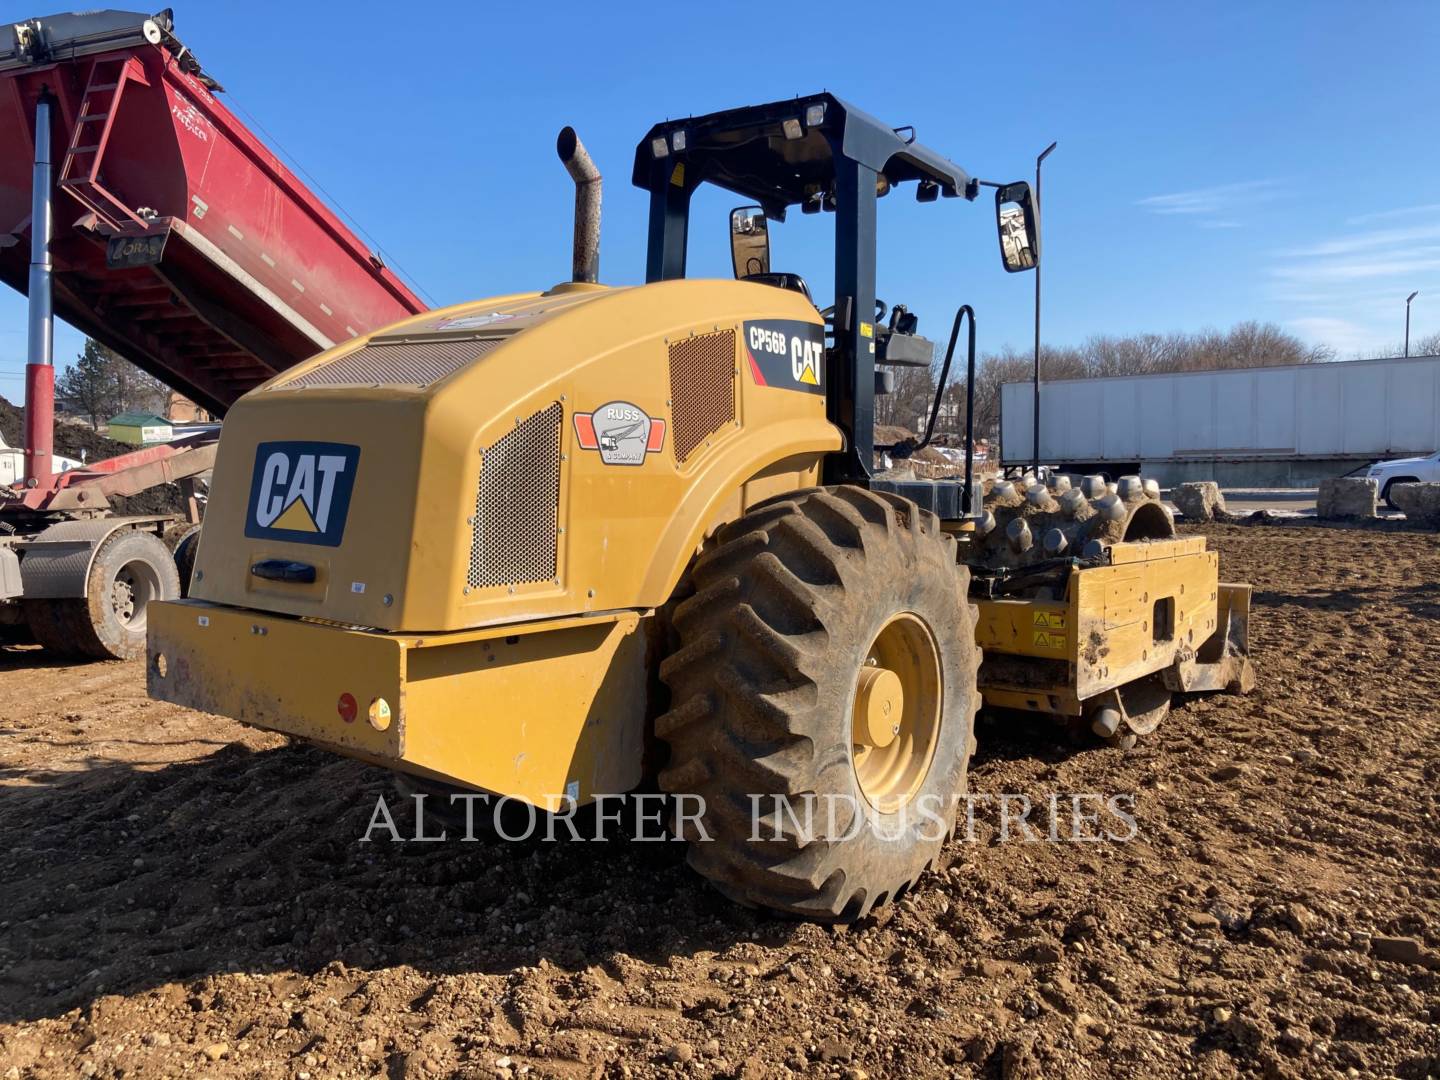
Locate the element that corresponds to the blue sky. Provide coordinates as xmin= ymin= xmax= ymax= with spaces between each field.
xmin=3 ymin=0 xmax=1438 ymax=406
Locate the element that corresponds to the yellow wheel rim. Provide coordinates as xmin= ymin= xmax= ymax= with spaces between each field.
xmin=850 ymin=612 xmax=943 ymax=813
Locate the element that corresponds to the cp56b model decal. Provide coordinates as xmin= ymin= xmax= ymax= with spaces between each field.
xmin=573 ymin=402 xmax=666 ymax=466
xmin=245 ymin=441 xmax=360 ymax=547
xmin=744 ymin=319 xmax=825 ymax=395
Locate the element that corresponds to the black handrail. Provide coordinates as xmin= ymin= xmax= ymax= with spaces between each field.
xmin=913 ymin=305 xmax=977 ymax=512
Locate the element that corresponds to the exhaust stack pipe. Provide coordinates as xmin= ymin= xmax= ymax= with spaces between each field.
xmin=556 ymin=126 xmax=601 ymax=284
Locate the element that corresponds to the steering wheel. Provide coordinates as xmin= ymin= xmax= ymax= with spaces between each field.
xmin=819 ymin=298 xmax=888 ymax=325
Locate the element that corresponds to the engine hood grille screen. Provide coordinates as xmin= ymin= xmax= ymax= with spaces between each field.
xmin=468 ymin=402 xmax=563 ymax=590
xmin=279 ymin=338 xmax=503 ymax=390
xmin=669 ymin=329 xmax=737 ymax=463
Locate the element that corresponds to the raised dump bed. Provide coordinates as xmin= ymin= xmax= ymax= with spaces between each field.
xmin=0 ymin=8 xmax=427 ymax=415
xmin=0 ymin=9 xmax=430 ymax=662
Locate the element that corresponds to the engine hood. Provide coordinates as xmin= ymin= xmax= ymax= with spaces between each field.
xmin=1372 ymin=456 xmax=1428 ymax=470
xmin=187 ymin=278 xmax=840 ymax=632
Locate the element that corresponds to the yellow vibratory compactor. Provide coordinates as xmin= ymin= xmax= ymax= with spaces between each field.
xmin=149 ymin=97 xmax=1253 ymax=919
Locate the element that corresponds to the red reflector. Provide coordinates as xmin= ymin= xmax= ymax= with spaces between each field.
xmin=337 ymin=692 xmax=358 ymax=723
xmin=646 ymin=418 xmax=666 ymax=453
xmin=573 ymin=412 xmax=598 ymax=450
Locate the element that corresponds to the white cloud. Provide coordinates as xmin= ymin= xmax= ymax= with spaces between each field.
xmin=1345 ymin=203 xmax=1440 ymax=226
xmin=1136 ymin=179 xmax=1281 ymax=217
xmin=1287 ymin=316 xmax=1376 ymax=354
xmin=1278 ymin=222 xmax=1440 ymax=259
xmin=1268 ymin=213 xmax=1437 ymax=356
xmin=1271 ymin=250 xmax=1440 ymax=285
xmin=1269 ymin=282 xmax=1428 ymax=307
xmin=1130 ymin=182 xmax=1432 ymax=355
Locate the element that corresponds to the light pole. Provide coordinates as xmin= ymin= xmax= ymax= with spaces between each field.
xmin=1032 ymin=141 xmax=1057 ymax=471
xmin=1405 ymin=291 xmax=1419 ymax=357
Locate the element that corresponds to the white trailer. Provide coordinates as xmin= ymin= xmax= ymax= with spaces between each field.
xmin=0 ymin=430 xmax=82 ymax=487
xmin=1001 ymin=354 xmax=1440 ymax=486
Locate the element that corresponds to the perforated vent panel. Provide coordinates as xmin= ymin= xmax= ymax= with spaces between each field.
xmin=280 ymin=338 xmax=502 ymax=390
xmin=467 ymin=402 xmax=563 ymax=590
xmin=668 ymin=329 xmax=737 ymax=463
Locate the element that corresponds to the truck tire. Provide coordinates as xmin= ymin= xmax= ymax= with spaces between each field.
xmin=27 ymin=530 xmax=180 ymax=661
xmin=0 ymin=605 xmax=32 ymax=645
xmin=657 ymin=486 xmax=980 ymax=921
xmin=172 ymin=524 xmax=202 ymax=597
xmin=1381 ymin=477 xmax=1417 ymax=511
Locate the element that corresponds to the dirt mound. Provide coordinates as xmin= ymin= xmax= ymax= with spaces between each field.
xmin=873 ymin=424 xmax=966 ymax=477
xmin=1 ymin=394 xmax=190 ymax=515
xmin=0 ymin=394 xmax=132 ymax=462
xmin=0 ymin=395 xmax=18 ymax=448
xmin=874 ymin=424 xmax=914 ymax=446
xmin=0 ymin=524 xmax=1437 ymax=1078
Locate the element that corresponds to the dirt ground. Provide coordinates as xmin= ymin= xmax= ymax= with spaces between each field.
xmin=1 ymin=522 xmax=1437 ymax=1079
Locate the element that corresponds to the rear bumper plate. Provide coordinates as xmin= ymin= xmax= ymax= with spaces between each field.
xmin=147 ymin=599 xmax=647 ymax=806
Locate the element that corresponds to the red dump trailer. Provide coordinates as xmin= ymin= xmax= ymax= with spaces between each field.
xmin=0 ymin=8 xmax=428 ymax=659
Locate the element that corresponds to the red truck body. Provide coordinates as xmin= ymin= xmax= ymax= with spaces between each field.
xmin=0 ymin=9 xmax=429 ymax=655
xmin=0 ymin=9 xmax=426 ymax=422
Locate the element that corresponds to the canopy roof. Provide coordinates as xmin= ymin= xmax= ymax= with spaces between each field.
xmin=631 ymin=92 xmax=976 ymax=219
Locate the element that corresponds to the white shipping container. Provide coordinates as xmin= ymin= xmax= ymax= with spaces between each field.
xmin=1001 ymin=354 xmax=1440 ymax=468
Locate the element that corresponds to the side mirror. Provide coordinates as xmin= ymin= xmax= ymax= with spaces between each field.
xmin=995 ymin=181 xmax=1039 ymax=273
xmin=730 ymin=206 xmax=770 ymax=278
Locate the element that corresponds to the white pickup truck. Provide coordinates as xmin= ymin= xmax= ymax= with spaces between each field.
xmin=0 ymin=430 xmax=83 ymax=486
xmin=1367 ymin=450 xmax=1440 ymax=509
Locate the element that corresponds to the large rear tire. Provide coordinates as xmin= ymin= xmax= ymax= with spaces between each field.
xmin=657 ymin=486 xmax=980 ymax=920
xmin=27 ymin=530 xmax=180 ymax=661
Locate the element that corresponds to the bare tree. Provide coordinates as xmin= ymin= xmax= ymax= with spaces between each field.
xmin=878 ymin=321 xmax=1335 ymax=448
xmin=112 ymin=355 xmax=169 ymax=416
xmin=875 ymin=360 xmax=937 ymax=431
xmin=1359 ymin=330 xmax=1440 ymax=359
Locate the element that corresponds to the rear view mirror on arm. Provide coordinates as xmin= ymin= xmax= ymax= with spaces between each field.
xmin=730 ymin=206 xmax=771 ymax=278
xmin=995 ymin=181 xmax=1039 ymax=272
